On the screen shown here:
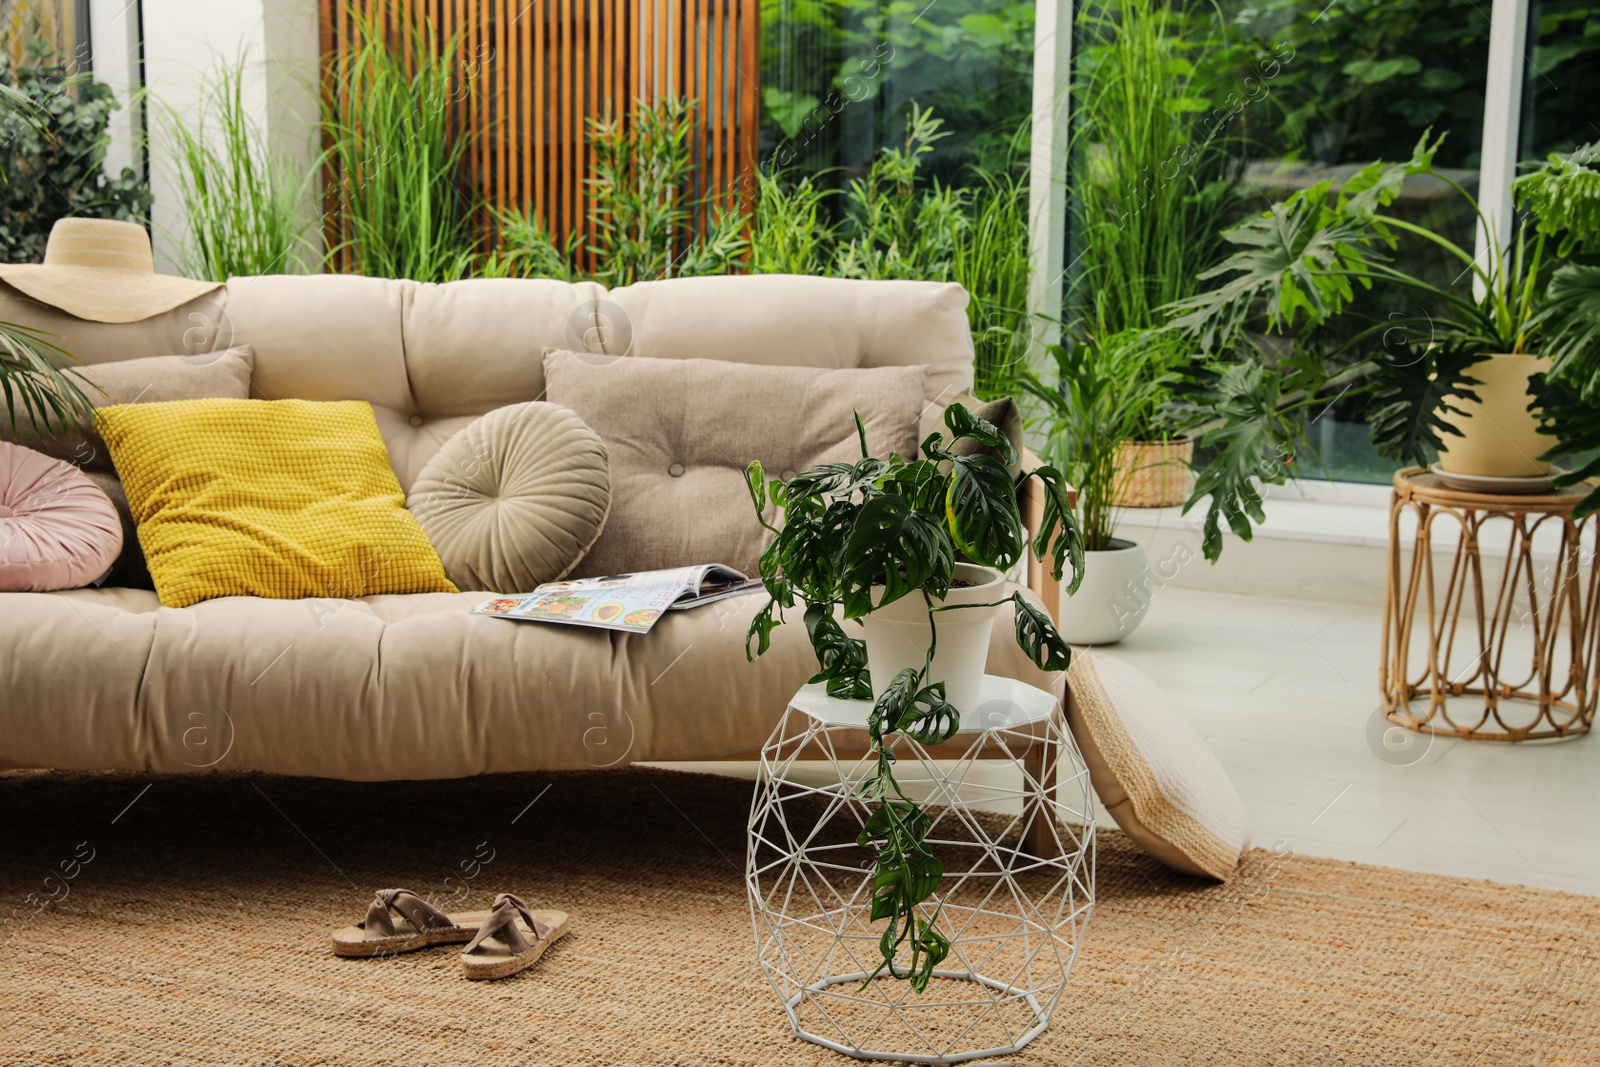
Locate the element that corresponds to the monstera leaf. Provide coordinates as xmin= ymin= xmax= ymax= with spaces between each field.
xmin=804 ymin=604 xmax=872 ymax=699
xmin=840 ymin=496 xmax=953 ymax=619
xmin=945 ymin=454 xmax=1025 ymax=569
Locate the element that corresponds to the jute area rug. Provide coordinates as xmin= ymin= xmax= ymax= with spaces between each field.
xmin=1 ymin=766 xmax=1596 ymax=1066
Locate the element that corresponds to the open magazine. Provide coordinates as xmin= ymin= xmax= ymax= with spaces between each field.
xmin=472 ymin=564 xmax=762 ymax=634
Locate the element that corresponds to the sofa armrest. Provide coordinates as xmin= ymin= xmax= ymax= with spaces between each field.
xmin=1018 ymin=448 xmax=1075 ymax=624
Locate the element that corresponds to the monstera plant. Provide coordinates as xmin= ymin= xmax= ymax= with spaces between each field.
xmin=1161 ymin=133 xmax=1600 ymax=555
xmin=744 ymin=403 xmax=1084 ymax=991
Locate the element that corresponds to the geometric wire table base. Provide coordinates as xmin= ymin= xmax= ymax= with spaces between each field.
xmin=747 ymin=679 xmax=1095 ymax=1064
xmin=1381 ymin=468 xmax=1600 ymax=741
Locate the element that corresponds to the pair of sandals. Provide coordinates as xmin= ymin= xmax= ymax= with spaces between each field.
xmin=331 ymin=888 xmax=570 ymax=980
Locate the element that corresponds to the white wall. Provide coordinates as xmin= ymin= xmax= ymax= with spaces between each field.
xmin=130 ymin=0 xmax=320 ymax=273
xmin=88 ymin=0 xmax=142 ymax=180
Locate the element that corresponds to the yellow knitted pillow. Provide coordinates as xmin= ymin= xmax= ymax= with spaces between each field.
xmin=97 ymin=398 xmax=457 ymax=608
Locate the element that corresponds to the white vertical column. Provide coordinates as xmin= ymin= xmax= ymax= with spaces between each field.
xmin=1027 ymin=0 xmax=1073 ymax=359
xmin=138 ymin=0 xmax=320 ymax=273
xmin=88 ymin=0 xmax=144 ymax=180
xmin=1473 ymin=0 xmax=1530 ymax=298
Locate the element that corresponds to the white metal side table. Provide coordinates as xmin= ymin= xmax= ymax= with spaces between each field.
xmin=746 ymin=675 xmax=1095 ymax=1065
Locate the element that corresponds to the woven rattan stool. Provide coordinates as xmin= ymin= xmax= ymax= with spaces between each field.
xmin=1381 ymin=467 xmax=1599 ymax=741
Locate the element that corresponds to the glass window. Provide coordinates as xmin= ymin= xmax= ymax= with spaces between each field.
xmin=760 ymin=1 xmax=1036 ymax=187
xmin=1068 ymin=0 xmax=1491 ymax=483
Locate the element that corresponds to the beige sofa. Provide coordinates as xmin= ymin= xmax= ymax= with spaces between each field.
xmin=0 ymin=273 xmax=1060 ymax=781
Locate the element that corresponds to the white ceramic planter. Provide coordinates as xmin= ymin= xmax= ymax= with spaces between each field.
xmin=1057 ymin=538 xmax=1151 ymax=646
xmin=861 ymin=563 xmax=1005 ymax=713
xmin=1436 ymin=352 xmax=1555 ymax=478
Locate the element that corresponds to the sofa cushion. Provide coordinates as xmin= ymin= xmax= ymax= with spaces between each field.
xmin=544 ymin=351 xmax=925 ymax=579
xmin=5 ymin=346 xmax=255 ymax=474
xmin=223 ymin=275 xmax=607 ymax=492
xmin=407 ymin=402 xmax=612 ymax=593
xmin=602 ymin=275 xmax=974 ymax=410
xmin=1066 ymin=651 xmax=1252 ymax=880
xmin=96 ymin=398 xmax=457 ymax=608
xmin=0 ymin=442 xmax=122 ymax=591
xmin=0 ymin=583 xmax=1057 ymax=777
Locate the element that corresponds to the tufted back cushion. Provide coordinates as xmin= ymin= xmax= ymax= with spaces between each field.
xmin=543 ymin=351 xmax=927 ymax=578
xmin=7 ymin=274 xmax=976 ymax=495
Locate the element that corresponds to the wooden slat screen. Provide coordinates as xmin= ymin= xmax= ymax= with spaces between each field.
xmin=318 ymin=0 xmax=761 ymax=272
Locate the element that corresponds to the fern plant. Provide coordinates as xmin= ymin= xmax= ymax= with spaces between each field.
xmin=744 ymin=403 xmax=1084 ymax=992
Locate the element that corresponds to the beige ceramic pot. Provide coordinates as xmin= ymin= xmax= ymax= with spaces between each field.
xmin=1111 ymin=437 xmax=1194 ymax=508
xmin=1435 ymin=353 xmax=1554 ymax=478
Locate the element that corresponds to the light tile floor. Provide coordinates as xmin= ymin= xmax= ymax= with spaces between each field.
xmin=662 ymin=587 xmax=1600 ymax=897
xmin=1109 ymin=587 xmax=1600 ymax=896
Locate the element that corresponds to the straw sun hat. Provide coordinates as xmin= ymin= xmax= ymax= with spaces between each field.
xmin=0 ymin=218 xmax=222 ymax=324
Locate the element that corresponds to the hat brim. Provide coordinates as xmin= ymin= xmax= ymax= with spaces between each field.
xmin=0 ymin=264 xmax=223 ymax=324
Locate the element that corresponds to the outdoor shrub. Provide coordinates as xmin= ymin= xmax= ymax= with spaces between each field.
xmin=0 ymin=46 xmax=149 ymax=263
xmin=323 ymin=15 xmax=480 ymax=283
xmin=165 ymin=54 xmax=315 ymax=280
xmin=494 ymin=96 xmax=747 ymax=287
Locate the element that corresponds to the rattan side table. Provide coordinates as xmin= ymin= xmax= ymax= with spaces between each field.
xmin=746 ymin=676 xmax=1095 ymax=1064
xmin=1381 ymin=467 xmax=1600 ymax=740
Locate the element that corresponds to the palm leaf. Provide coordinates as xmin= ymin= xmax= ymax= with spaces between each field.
xmin=0 ymin=322 xmax=95 ymax=438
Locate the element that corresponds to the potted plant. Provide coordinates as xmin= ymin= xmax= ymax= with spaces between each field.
xmin=743 ymin=403 xmax=1084 ymax=992
xmin=1159 ymin=134 xmax=1600 ymax=559
xmin=1011 ymin=326 xmax=1171 ymax=644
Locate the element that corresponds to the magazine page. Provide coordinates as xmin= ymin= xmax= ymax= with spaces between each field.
xmin=471 ymin=564 xmax=756 ymax=634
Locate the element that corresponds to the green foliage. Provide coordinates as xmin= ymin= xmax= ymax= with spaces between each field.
xmin=746 ymin=404 xmax=1082 ymax=993
xmin=748 ymin=167 xmax=832 ymax=275
xmin=1515 ymin=143 xmax=1600 ymax=258
xmin=1361 ymin=340 xmax=1484 ymax=468
xmin=756 ymin=105 xmax=1033 ymax=398
xmin=163 ymin=54 xmax=314 ymax=280
xmin=0 ymin=48 xmax=149 ymax=263
xmin=1163 ymin=133 xmax=1600 ymax=560
xmin=0 ymin=318 xmax=93 ymax=438
xmin=1533 ymin=371 xmax=1600 ymax=519
xmin=495 ymin=96 xmax=747 ymax=286
xmin=760 ymin=0 xmax=1034 ymax=182
xmin=324 ymin=16 xmax=481 ymax=282
xmin=1010 ymin=326 xmax=1175 ymax=551
xmin=1070 ymin=0 xmax=1240 ymax=341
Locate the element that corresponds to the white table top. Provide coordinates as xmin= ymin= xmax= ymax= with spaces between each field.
xmin=788 ymin=675 xmax=1058 ymax=732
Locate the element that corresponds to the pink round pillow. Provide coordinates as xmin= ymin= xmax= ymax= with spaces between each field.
xmin=0 ymin=441 xmax=123 ymax=591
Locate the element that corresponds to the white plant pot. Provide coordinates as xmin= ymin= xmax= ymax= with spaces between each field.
xmin=861 ymin=563 xmax=1005 ymax=713
xmin=1057 ymin=538 xmax=1151 ymax=646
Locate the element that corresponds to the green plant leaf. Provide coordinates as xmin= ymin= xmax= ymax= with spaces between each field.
xmin=1537 ymin=264 xmax=1600 ymax=402
xmin=746 ymin=597 xmax=783 ymax=662
xmin=1012 ymin=593 xmax=1072 ymax=673
xmin=943 ymin=402 xmax=1016 ymax=465
xmin=1027 ymin=465 xmax=1087 ymax=595
xmin=841 ymin=496 xmax=954 ymax=618
xmin=803 ymin=604 xmax=872 ymax=699
xmin=1362 ymin=340 xmax=1486 ymax=466
xmin=1173 ymin=360 xmax=1295 ymax=562
xmin=867 ymin=666 xmax=924 ymax=746
xmin=897 ymin=681 xmax=961 ymax=745
xmin=944 ymin=454 xmax=1025 ymax=569
xmin=1533 ymin=372 xmax=1600 ymax=518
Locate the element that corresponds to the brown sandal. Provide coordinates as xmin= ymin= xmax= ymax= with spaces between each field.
xmin=330 ymin=888 xmax=490 ymax=958
xmin=460 ymin=893 xmax=570 ymax=980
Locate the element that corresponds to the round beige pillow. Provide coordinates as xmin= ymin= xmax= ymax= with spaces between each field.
xmin=407 ymin=402 xmax=611 ymax=593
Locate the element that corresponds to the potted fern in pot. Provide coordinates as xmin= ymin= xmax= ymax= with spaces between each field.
xmin=1011 ymin=326 xmax=1171 ymax=644
xmin=743 ymin=403 xmax=1084 ymax=991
